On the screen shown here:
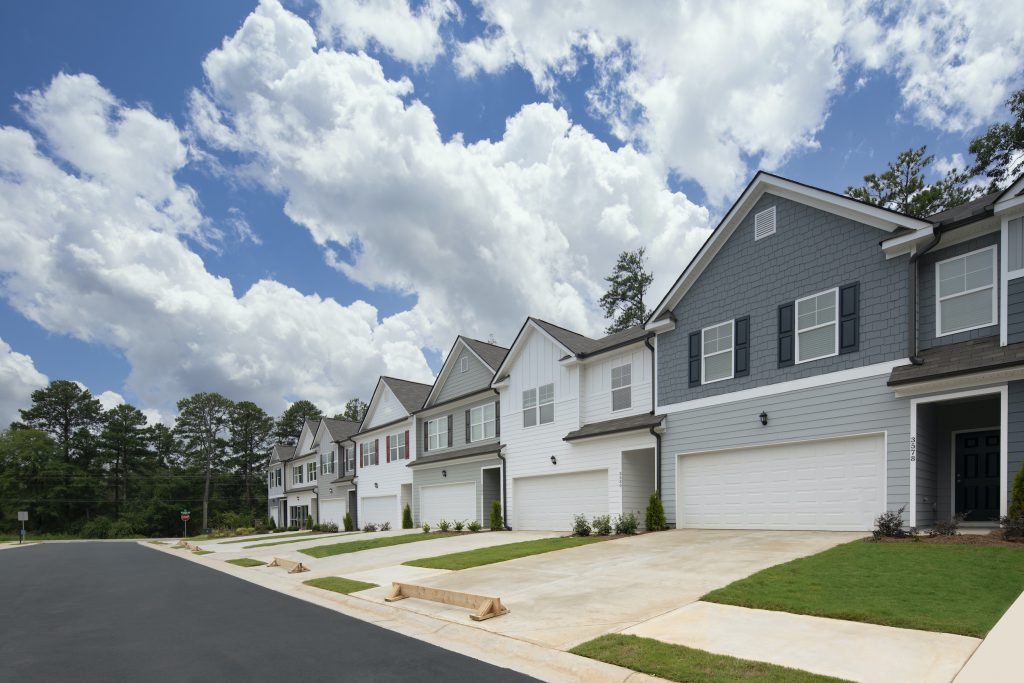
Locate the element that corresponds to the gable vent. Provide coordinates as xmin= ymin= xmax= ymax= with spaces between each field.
xmin=754 ymin=206 xmax=776 ymax=240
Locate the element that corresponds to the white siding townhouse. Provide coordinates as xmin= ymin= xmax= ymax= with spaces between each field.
xmin=267 ymin=443 xmax=291 ymax=527
xmin=284 ymin=419 xmax=320 ymax=528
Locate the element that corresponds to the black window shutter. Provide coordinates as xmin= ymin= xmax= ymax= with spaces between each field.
xmin=423 ymin=424 xmax=429 ymax=452
xmin=464 ymin=410 xmax=470 ymax=444
xmin=494 ymin=400 xmax=500 ymax=437
xmin=734 ymin=316 xmax=750 ymax=377
xmin=778 ymin=303 xmax=794 ymax=367
xmin=688 ymin=331 xmax=701 ymax=387
xmin=448 ymin=413 xmax=454 ymax=447
xmin=839 ymin=282 xmax=860 ymax=354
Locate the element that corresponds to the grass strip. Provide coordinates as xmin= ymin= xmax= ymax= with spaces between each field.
xmin=300 ymin=532 xmax=450 ymax=558
xmin=221 ymin=532 xmax=314 ymax=544
xmin=244 ymin=533 xmax=344 ymax=549
xmin=303 ymin=576 xmax=378 ymax=594
xmin=403 ymin=536 xmax=604 ymax=570
xmin=226 ymin=558 xmax=266 ymax=567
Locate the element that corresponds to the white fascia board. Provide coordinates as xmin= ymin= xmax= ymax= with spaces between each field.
xmin=995 ymin=193 xmax=1024 ymax=215
xmin=645 ymin=317 xmax=676 ymax=333
xmin=892 ymin=367 xmax=1024 ymax=398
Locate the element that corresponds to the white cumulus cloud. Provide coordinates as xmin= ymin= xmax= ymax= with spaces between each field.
xmin=0 ymin=338 xmax=49 ymax=428
xmin=315 ymin=0 xmax=459 ymax=67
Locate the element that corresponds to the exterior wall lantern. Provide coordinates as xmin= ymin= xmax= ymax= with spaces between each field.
xmin=550 ymin=455 xmax=557 ymax=465
xmin=374 ymin=482 xmax=379 ymax=488
xmin=442 ymin=469 xmax=447 ymax=478
xmin=759 ymin=411 xmax=768 ymax=426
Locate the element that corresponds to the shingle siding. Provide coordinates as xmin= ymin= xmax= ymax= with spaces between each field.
xmin=1007 ymin=279 xmax=1024 ymax=345
xmin=412 ymin=456 xmax=501 ymax=526
xmin=917 ymin=232 xmax=999 ymax=350
xmin=657 ymin=193 xmax=909 ymax=406
xmin=1009 ymin=381 xmax=1024 ymax=506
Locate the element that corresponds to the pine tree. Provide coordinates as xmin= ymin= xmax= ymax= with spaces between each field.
xmin=275 ymin=400 xmax=323 ymax=444
xmin=173 ymin=392 xmax=233 ymax=531
xmin=846 ymin=146 xmax=977 ymax=217
xmin=599 ymin=247 xmax=654 ymax=333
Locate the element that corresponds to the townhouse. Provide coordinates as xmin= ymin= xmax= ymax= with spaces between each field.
xmin=409 ymin=336 xmax=508 ymax=528
xmin=648 ymin=172 xmax=1024 ymax=531
xmin=267 ymin=443 xmax=290 ymax=527
xmin=353 ymin=377 xmax=432 ymax=528
xmin=314 ymin=417 xmax=360 ymax=527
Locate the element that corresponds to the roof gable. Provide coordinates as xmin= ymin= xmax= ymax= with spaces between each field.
xmin=361 ymin=376 xmax=432 ymax=431
xmin=424 ymin=336 xmax=508 ymax=407
xmin=295 ymin=420 xmax=316 ymax=454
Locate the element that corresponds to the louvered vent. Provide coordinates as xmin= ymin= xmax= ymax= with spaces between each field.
xmin=754 ymin=206 xmax=776 ymax=240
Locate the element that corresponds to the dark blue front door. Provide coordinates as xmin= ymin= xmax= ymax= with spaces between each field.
xmin=955 ymin=430 xmax=1000 ymax=522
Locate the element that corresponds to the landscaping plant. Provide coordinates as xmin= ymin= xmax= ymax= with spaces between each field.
xmin=490 ymin=500 xmax=504 ymax=531
xmin=592 ymin=514 xmax=612 ymax=536
xmin=467 ymin=520 xmax=481 ymax=532
xmin=305 ymin=514 xmax=314 ymax=530
xmin=362 ymin=523 xmax=378 ymax=532
xmin=402 ymin=503 xmax=414 ymax=529
xmin=572 ymin=513 xmax=592 ymax=537
xmin=872 ymin=505 xmax=916 ymax=540
xmin=615 ymin=511 xmax=639 ymax=535
xmin=1001 ymin=511 xmax=1024 ymax=541
xmin=380 ymin=521 xmax=391 ymax=531
xmin=454 ymin=520 xmax=465 ymax=532
xmin=927 ymin=513 xmax=965 ymax=537
xmin=321 ymin=522 xmax=339 ymax=533
xmin=644 ymin=492 xmax=667 ymax=531
xmin=343 ymin=512 xmax=354 ymax=532
xmin=422 ymin=522 xmax=431 ymax=533
xmin=267 ymin=516 xmax=276 ymax=530
xmin=438 ymin=519 xmax=451 ymax=532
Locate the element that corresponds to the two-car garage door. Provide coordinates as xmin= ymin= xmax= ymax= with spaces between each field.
xmin=677 ymin=434 xmax=884 ymax=531
xmin=514 ymin=469 xmax=608 ymax=530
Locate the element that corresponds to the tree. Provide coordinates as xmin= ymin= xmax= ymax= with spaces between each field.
xmin=970 ymin=88 xmax=1024 ymax=192
xmin=98 ymin=404 xmax=150 ymax=519
xmin=846 ymin=146 xmax=977 ymax=217
xmin=599 ymin=247 xmax=654 ymax=333
xmin=17 ymin=380 xmax=104 ymax=463
xmin=227 ymin=401 xmax=274 ymax=512
xmin=334 ymin=398 xmax=368 ymax=423
xmin=274 ymin=400 xmax=323 ymax=444
xmin=173 ymin=392 xmax=233 ymax=530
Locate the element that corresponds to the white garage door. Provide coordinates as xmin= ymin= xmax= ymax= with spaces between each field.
xmin=420 ymin=482 xmax=476 ymax=525
xmin=514 ymin=470 xmax=608 ymax=530
xmin=318 ymin=499 xmax=346 ymax=526
xmin=677 ymin=434 xmax=885 ymax=531
xmin=361 ymin=495 xmax=397 ymax=527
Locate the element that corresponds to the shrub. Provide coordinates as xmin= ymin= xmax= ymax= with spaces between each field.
xmin=422 ymin=522 xmax=431 ymax=533
xmin=109 ymin=519 xmax=136 ymax=539
xmin=288 ymin=524 xmax=300 ymax=531
xmin=927 ymin=513 xmax=966 ymax=537
xmin=268 ymin=516 xmax=276 ymax=530
xmin=644 ymin=492 xmax=667 ymax=531
xmin=1010 ymin=465 xmax=1024 ymax=517
xmin=454 ymin=520 xmax=465 ymax=532
xmin=320 ymin=522 xmax=339 ymax=533
xmin=81 ymin=516 xmax=113 ymax=539
xmin=380 ymin=521 xmax=391 ymax=531
xmin=362 ymin=523 xmax=378 ymax=532
xmin=438 ymin=519 xmax=451 ymax=532
xmin=615 ymin=512 xmax=639 ymax=535
xmin=305 ymin=515 xmax=314 ymax=530
xmin=872 ymin=506 xmax=916 ymax=540
xmin=1001 ymin=510 xmax=1024 ymax=541
xmin=402 ymin=504 xmax=414 ymax=529
xmin=343 ymin=512 xmax=354 ymax=532
xmin=490 ymin=500 xmax=504 ymax=531
xmin=467 ymin=520 xmax=481 ymax=532
xmin=311 ymin=523 xmax=322 ymax=532
xmin=572 ymin=514 xmax=592 ymax=537
xmin=592 ymin=515 xmax=612 ymax=536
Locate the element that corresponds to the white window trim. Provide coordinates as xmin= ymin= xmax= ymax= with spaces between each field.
xmin=700 ymin=320 xmax=735 ymax=384
xmin=935 ymin=245 xmax=997 ymax=338
xmin=426 ymin=417 xmax=448 ymax=450
xmin=1005 ymin=213 xmax=1024 ymax=281
xmin=469 ymin=403 xmax=496 ymax=442
xmin=293 ymin=465 xmax=303 ymax=485
xmin=795 ymin=287 xmax=839 ymax=364
xmin=389 ymin=431 xmax=406 ymax=461
xmin=610 ymin=361 xmax=633 ymax=411
xmin=308 ymin=461 xmax=317 ymax=481
xmin=363 ymin=441 xmax=376 ymax=466
xmin=522 ymin=387 xmax=538 ymax=428
xmin=460 ymin=357 xmax=469 ymax=373
xmin=538 ymin=383 xmax=555 ymax=425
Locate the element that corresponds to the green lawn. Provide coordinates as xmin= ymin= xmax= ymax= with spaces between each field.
xmin=193 ymin=549 xmax=214 ymax=555
xmin=300 ymin=532 xmax=449 ymax=558
xmin=221 ymin=532 xmax=310 ymax=544
xmin=244 ymin=534 xmax=343 ymax=549
xmin=571 ymin=635 xmax=850 ymax=683
xmin=403 ymin=536 xmax=605 ymax=570
xmin=703 ymin=541 xmax=1024 ymax=637
xmin=225 ymin=558 xmax=266 ymax=567
xmin=303 ymin=576 xmax=379 ymax=594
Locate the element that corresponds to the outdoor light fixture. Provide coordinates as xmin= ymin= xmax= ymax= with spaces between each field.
xmin=374 ymin=482 xmax=379 ymax=488
xmin=759 ymin=411 xmax=768 ymax=426
xmin=550 ymin=455 xmax=557 ymax=465
xmin=442 ymin=469 xmax=447 ymax=478
xmin=328 ymin=488 xmax=333 ymax=494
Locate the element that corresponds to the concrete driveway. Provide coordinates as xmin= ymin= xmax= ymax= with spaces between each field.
xmin=359 ymin=528 xmax=865 ymax=649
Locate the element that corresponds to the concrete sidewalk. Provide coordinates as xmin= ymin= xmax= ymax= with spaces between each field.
xmin=954 ymin=590 xmax=1024 ymax=682
xmin=624 ymin=601 xmax=980 ymax=683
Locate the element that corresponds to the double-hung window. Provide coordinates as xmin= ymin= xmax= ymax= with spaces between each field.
xmin=796 ymin=288 xmax=838 ymax=363
xmin=325 ymin=449 xmax=335 ymax=475
xmin=522 ymin=384 xmax=554 ymax=426
xmin=470 ymin=403 xmax=496 ymax=441
xmin=293 ymin=465 xmax=303 ymax=485
xmin=345 ymin=447 xmax=355 ymax=474
xmin=701 ymin=322 xmax=733 ymax=383
xmin=363 ymin=441 xmax=376 ymax=466
xmin=307 ymin=461 xmax=317 ymax=482
xmin=426 ymin=417 xmax=448 ymax=450
xmin=611 ymin=363 xmax=631 ymax=409
xmin=389 ymin=432 xmax=406 ymax=461
xmin=522 ymin=388 xmax=537 ymax=427
xmin=936 ymin=246 xmax=997 ymax=336
xmin=275 ymin=468 xmax=282 ymax=487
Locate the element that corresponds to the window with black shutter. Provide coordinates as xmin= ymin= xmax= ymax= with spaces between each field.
xmin=688 ymin=331 xmax=701 ymax=386
xmin=839 ymin=282 xmax=859 ymax=354
xmin=734 ymin=316 xmax=750 ymax=377
xmin=778 ymin=303 xmax=794 ymax=367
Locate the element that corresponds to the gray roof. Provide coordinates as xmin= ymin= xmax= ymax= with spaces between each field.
xmin=323 ymin=417 xmax=360 ymax=442
xmin=888 ymin=337 xmax=1024 ymax=386
xmin=270 ymin=444 xmax=295 ymax=463
xmin=462 ymin=336 xmax=509 ymax=371
xmin=531 ymin=318 xmax=651 ymax=359
xmin=381 ymin=376 xmax=433 ymax=413
xmin=926 ymin=190 xmax=1001 ymax=226
xmin=564 ymin=413 xmax=665 ymax=442
xmin=407 ymin=442 xmax=503 ymax=467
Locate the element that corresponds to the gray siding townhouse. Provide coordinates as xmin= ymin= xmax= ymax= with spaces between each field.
xmin=648 ymin=171 xmax=1024 ymax=531
xmin=314 ymin=417 xmax=360 ymax=527
xmin=409 ymin=336 xmax=509 ymax=527
xmin=267 ymin=443 xmax=292 ymax=527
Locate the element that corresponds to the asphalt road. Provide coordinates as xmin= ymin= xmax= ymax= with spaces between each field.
xmin=0 ymin=542 xmax=537 ymax=682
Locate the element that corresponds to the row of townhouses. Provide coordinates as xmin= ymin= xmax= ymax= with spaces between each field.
xmin=268 ymin=171 xmax=1024 ymax=532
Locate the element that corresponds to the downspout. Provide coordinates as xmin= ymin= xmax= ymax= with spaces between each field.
xmin=643 ymin=335 xmax=661 ymax=493
xmin=497 ymin=445 xmax=510 ymax=530
xmin=908 ymin=228 xmax=943 ymax=365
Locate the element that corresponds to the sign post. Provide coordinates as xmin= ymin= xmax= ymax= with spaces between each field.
xmin=180 ymin=510 xmax=191 ymax=538
xmin=17 ymin=511 xmax=27 ymax=544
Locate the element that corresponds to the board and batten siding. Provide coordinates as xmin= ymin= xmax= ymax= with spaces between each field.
xmin=435 ymin=347 xmax=495 ymax=403
xmin=580 ymin=345 xmax=652 ymax=424
xmin=411 ymin=456 xmax=502 ymax=526
xmin=621 ymin=449 xmax=656 ymax=527
xmin=660 ymin=372 xmax=910 ymax=528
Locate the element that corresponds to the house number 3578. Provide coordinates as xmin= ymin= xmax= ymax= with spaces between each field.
xmin=909 ymin=436 xmax=916 ymax=462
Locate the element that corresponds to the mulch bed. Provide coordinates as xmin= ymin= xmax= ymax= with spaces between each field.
xmin=870 ymin=530 xmax=1024 ymax=547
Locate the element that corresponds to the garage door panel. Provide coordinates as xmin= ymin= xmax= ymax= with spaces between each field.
xmin=319 ymin=499 xmax=346 ymax=526
xmin=677 ymin=434 xmax=884 ymax=531
xmin=361 ymin=495 xmax=397 ymax=527
xmin=421 ymin=482 xmax=476 ymax=525
xmin=514 ymin=470 xmax=607 ymax=531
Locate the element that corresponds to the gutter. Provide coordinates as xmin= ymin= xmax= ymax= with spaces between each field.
xmin=643 ymin=335 xmax=661 ymax=494
xmin=907 ymin=227 xmax=944 ymax=365
xmin=575 ymin=331 xmax=656 ymax=361
xmin=497 ymin=445 xmax=510 ymax=530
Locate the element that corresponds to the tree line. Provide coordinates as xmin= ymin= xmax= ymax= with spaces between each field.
xmin=0 ymin=381 xmax=367 ymax=538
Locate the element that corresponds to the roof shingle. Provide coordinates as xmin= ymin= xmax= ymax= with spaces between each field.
xmin=888 ymin=337 xmax=1024 ymax=386
xmin=563 ymin=413 xmax=665 ymax=441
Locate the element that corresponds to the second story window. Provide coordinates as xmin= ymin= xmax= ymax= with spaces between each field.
xmin=936 ymin=246 xmax=996 ymax=336
xmin=345 ymin=446 xmax=355 ymax=474
xmin=702 ymin=321 xmax=734 ymax=383
xmin=307 ymin=461 xmax=317 ymax=482
xmin=321 ymin=449 xmax=335 ymax=476
xmin=427 ymin=417 xmax=448 ymax=450
xmin=388 ymin=431 xmax=407 ymax=461
xmin=293 ymin=465 xmax=303 ymax=485
xmin=611 ymin=362 xmax=632 ymax=409
xmin=470 ymin=403 xmax=496 ymax=441
xmin=275 ymin=468 xmax=282 ymax=487
xmin=523 ymin=383 xmax=555 ymax=427
xmin=362 ymin=440 xmax=377 ymax=467
xmin=796 ymin=288 xmax=838 ymax=363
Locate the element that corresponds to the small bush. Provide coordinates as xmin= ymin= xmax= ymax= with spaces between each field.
xmin=305 ymin=515 xmax=314 ymax=530
xmin=362 ymin=523 xmax=378 ymax=532
xmin=422 ymin=522 xmax=431 ymax=533
xmin=271 ymin=527 xmax=288 ymax=533
xmin=1001 ymin=510 xmax=1024 ymax=541
xmin=311 ymin=523 xmax=322 ymax=532
xmin=287 ymin=524 xmax=300 ymax=531
xmin=109 ymin=519 xmax=136 ymax=539
xmin=380 ymin=521 xmax=391 ymax=531
xmin=592 ymin=514 xmax=612 ymax=536
xmin=320 ymin=522 xmax=339 ymax=533
xmin=454 ymin=520 xmax=465 ymax=532
xmin=644 ymin=492 xmax=667 ymax=531
xmin=402 ymin=504 xmax=413 ymax=529
xmin=490 ymin=500 xmax=504 ymax=531
xmin=343 ymin=512 xmax=354 ymax=532
xmin=438 ymin=519 xmax=451 ymax=532
xmin=1010 ymin=465 xmax=1024 ymax=517
xmin=572 ymin=514 xmax=592 ymax=537
xmin=268 ymin=516 xmax=277 ymax=530
xmin=615 ymin=511 xmax=639 ymax=535
xmin=467 ymin=520 xmax=481 ymax=532
xmin=872 ymin=505 xmax=916 ymax=540
xmin=81 ymin=516 xmax=113 ymax=539
xmin=927 ymin=513 xmax=966 ymax=537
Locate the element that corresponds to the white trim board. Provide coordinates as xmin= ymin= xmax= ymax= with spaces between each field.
xmin=657 ymin=359 xmax=906 ymax=414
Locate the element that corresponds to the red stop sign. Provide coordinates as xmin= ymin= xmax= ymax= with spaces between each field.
xmin=181 ymin=514 xmax=190 ymax=521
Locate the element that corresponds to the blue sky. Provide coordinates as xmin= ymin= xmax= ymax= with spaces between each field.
xmin=0 ymin=0 xmax=1019 ymax=424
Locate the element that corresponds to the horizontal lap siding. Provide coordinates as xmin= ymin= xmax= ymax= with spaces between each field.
xmin=411 ymin=456 xmax=501 ymax=526
xmin=1009 ymin=381 xmax=1024 ymax=506
xmin=1007 ymin=279 xmax=1024 ymax=345
xmin=660 ymin=373 xmax=909 ymax=527
xmin=434 ymin=347 xmax=495 ymax=403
